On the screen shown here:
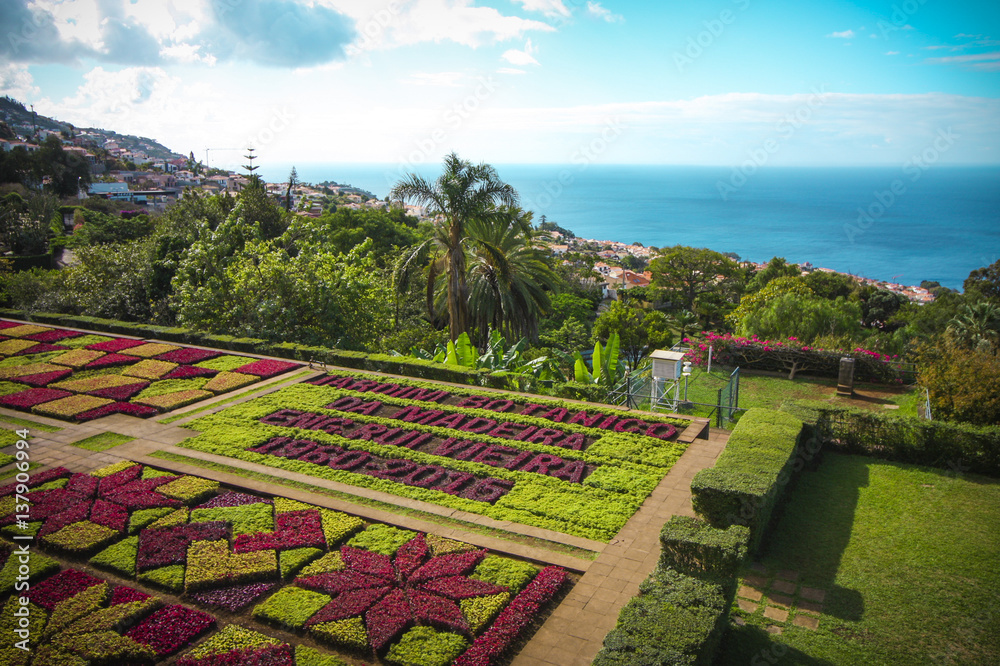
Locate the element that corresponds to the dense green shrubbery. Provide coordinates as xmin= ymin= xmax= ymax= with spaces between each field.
xmin=690 ymin=408 xmax=810 ymax=551
xmin=782 ymin=399 xmax=1000 ymax=477
xmin=594 ymin=567 xmax=729 ymax=666
xmin=658 ymin=517 xmax=749 ymax=583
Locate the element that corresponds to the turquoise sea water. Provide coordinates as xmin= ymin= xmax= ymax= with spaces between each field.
xmin=258 ymin=163 xmax=1000 ymax=290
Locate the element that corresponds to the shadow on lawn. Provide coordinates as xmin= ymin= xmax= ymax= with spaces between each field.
xmin=721 ymin=623 xmax=837 ymax=666
xmin=758 ymin=452 xmax=870 ymax=623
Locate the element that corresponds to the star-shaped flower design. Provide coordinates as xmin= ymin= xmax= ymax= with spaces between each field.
xmin=1 ymin=464 xmax=180 ymax=546
xmin=297 ymin=533 xmax=505 ymax=652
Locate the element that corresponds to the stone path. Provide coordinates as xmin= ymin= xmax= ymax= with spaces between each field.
xmin=512 ymin=428 xmax=729 ymax=666
xmin=734 ymin=565 xmax=826 ymax=635
xmin=0 ymin=360 xmax=731 ymax=666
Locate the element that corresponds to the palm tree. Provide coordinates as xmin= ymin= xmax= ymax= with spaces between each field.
xmin=466 ymin=209 xmax=558 ymax=343
xmin=947 ymin=302 xmax=1000 ymax=351
xmin=390 ymin=153 xmax=518 ymax=341
xmin=670 ymin=310 xmax=699 ymax=342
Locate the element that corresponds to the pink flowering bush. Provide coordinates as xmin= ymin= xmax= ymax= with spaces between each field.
xmin=683 ymin=331 xmax=906 ymax=383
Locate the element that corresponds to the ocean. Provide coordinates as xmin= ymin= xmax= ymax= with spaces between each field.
xmin=256 ymin=163 xmax=1000 ymax=291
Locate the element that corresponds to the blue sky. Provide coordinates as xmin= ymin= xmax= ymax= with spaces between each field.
xmin=1 ymin=0 xmax=999 ymax=169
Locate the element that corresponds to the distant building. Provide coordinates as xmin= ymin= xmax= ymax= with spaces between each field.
xmin=88 ymin=183 xmax=132 ymax=200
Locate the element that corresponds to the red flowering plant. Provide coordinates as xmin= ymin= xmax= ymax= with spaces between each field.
xmin=454 ymin=566 xmax=566 ymax=666
xmin=295 ymin=533 xmax=504 ymax=653
xmin=125 ymin=603 xmax=216 ymax=656
xmin=682 ymin=331 xmax=906 ymax=383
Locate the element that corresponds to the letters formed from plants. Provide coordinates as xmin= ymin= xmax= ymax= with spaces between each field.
xmin=182 ymin=373 xmax=692 ymax=541
xmin=0 ymin=319 xmax=300 ymax=421
xmin=0 ymin=461 xmax=569 ymax=664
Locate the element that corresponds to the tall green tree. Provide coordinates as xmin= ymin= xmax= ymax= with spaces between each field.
xmin=465 ymin=209 xmax=558 ymax=343
xmin=285 ymin=165 xmax=298 ymax=212
xmin=592 ymin=300 xmax=672 ymax=370
xmin=390 ymin=153 xmax=518 ymax=341
xmin=738 ymin=292 xmax=863 ymax=345
xmin=747 ymin=256 xmax=801 ymax=292
xmin=964 ymin=259 xmax=1000 ymax=304
xmin=649 ymin=245 xmax=741 ymax=314
xmin=946 ymin=302 xmax=1000 ymax=351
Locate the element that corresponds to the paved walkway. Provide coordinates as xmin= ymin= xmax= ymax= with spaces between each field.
xmin=512 ymin=428 xmax=729 ymax=666
xmin=1 ymin=362 xmax=730 ymax=666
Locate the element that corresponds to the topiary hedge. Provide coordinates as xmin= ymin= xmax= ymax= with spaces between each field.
xmin=659 ymin=516 xmax=749 ymax=584
xmin=689 ymin=408 xmax=810 ymax=552
xmin=781 ymin=399 xmax=1000 ymax=477
xmin=593 ymin=566 xmax=729 ymax=666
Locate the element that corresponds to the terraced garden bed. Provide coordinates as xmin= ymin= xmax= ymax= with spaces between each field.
xmin=0 ymin=319 xmax=300 ymax=421
xmin=0 ymin=461 xmax=571 ymax=665
xmin=179 ymin=371 xmax=694 ymax=541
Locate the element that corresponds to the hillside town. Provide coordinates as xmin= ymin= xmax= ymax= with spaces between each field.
xmin=539 ymin=231 xmax=937 ymax=304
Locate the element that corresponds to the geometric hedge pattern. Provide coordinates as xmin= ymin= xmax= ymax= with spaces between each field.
xmin=0 ymin=319 xmax=300 ymax=421
xmin=0 ymin=461 xmax=569 ymax=665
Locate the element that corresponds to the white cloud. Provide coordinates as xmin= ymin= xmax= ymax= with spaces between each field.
xmin=0 ymin=64 xmax=39 ymax=101
xmin=502 ymin=38 xmax=539 ymax=66
xmin=380 ymin=0 xmax=555 ymax=50
xmin=405 ymin=72 xmax=467 ymax=87
xmin=827 ymin=30 xmax=855 ymax=39
xmin=511 ymin=0 xmax=571 ymax=19
xmin=35 ymin=67 xmax=179 ymax=128
xmin=885 ymin=51 xmax=900 ymax=55
xmin=586 ymin=2 xmax=623 ymax=23
xmin=497 ymin=67 xmax=527 ymax=75
xmin=925 ymin=50 xmax=1000 ymax=70
xmin=6 ymin=0 xmax=556 ymax=70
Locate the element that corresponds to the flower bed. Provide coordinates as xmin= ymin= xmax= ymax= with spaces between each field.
xmin=0 ymin=319 xmax=302 ymax=421
xmin=126 ymin=342 xmax=183 ymax=358
xmin=0 ymin=565 xmax=227 ymax=665
xmin=0 ymin=461 xmax=571 ymax=665
xmin=182 ymin=377 xmax=693 ymax=541
xmin=33 ymin=394 xmax=112 ymax=418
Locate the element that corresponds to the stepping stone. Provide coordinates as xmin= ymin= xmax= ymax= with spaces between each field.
xmin=793 ymin=614 xmax=820 ymax=630
xmin=749 ymin=562 xmax=767 ymax=574
xmin=796 ymin=600 xmax=823 ymax=615
xmin=732 ymin=616 xmax=746 ymax=626
xmin=765 ymin=625 xmax=783 ymax=635
xmin=800 ymin=587 xmax=826 ymax=603
xmin=744 ymin=575 xmax=768 ymax=588
xmin=771 ymin=579 xmax=796 ymax=595
xmin=764 ymin=607 xmax=789 ymax=623
xmin=737 ymin=599 xmax=758 ymax=613
xmin=776 ymin=569 xmax=799 ymax=582
xmin=738 ymin=585 xmax=762 ymax=601
xmin=768 ymin=594 xmax=793 ymax=609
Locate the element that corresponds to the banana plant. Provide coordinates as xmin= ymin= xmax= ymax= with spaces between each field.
xmin=401 ymin=330 xmax=571 ymax=382
xmin=573 ymin=333 xmax=623 ymax=386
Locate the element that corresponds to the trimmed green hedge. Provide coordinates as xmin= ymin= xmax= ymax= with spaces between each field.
xmin=594 ymin=566 xmax=729 ymax=666
xmin=0 ymin=309 xmax=615 ymax=400
xmin=659 ymin=517 xmax=749 ymax=583
xmin=782 ymin=399 xmax=1000 ymax=477
xmin=690 ymin=408 xmax=810 ymax=552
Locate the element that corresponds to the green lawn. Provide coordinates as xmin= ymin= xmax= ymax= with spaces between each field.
xmin=660 ymin=368 xmax=919 ymax=426
xmin=71 ymin=432 xmax=135 ymax=452
xmin=718 ymin=453 xmax=1000 ymax=665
